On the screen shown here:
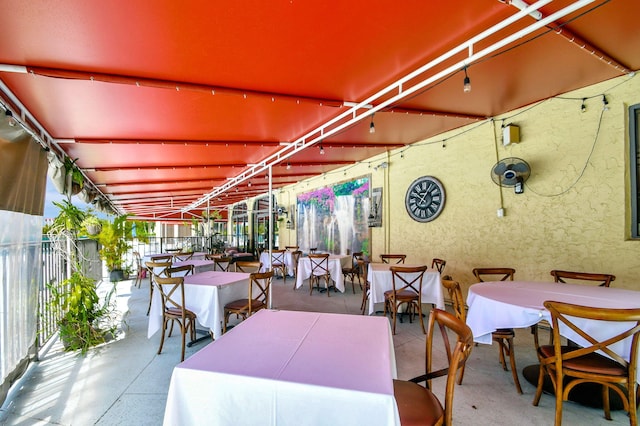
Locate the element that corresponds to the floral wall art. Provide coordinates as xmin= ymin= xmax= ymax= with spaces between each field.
xmin=296 ymin=176 xmax=371 ymax=255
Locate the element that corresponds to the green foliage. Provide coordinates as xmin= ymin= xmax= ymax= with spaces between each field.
xmin=96 ymin=215 xmax=133 ymax=272
xmin=47 ymin=271 xmax=116 ymax=354
xmin=50 ymin=200 xmax=86 ymax=234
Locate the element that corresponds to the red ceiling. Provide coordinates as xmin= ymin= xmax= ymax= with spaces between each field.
xmin=0 ymin=0 xmax=638 ymax=220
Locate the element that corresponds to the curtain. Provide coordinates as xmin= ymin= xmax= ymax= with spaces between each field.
xmin=0 ymin=123 xmax=46 ymax=406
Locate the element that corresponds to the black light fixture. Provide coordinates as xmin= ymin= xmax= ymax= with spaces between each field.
xmin=369 ymin=114 xmax=375 ymax=134
xmin=286 ymin=162 xmax=291 ymax=170
xmin=4 ymin=110 xmax=17 ymax=127
xmin=581 ymin=98 xmax=587 ymax=113
xmin=463 ymin=66 xmax=471 ymax=93
xmin=319 ymin=144 xmax=324 ymax=155
xmin=602 ymin=95 xmax=609 ymax=111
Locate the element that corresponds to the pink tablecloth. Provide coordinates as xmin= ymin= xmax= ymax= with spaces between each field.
xmin=147 ymin=270 xmax=250 ymax=339
xmin=163 ymin=310 xmax=399 ymax=426
xmin=367 ymin=263 xmax=444 ymax=315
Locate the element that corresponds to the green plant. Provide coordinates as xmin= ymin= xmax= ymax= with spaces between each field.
xmin=64 ymin=157 xmax=84 ymax=195
xmin=47 ymin=270 xmax=116 ymax=353
xmin=96 ymin=215 xmax=133 ymax=272
xmin=50 ymin=200 xmax=86 ymax=235
xmin=81 ymin=212 xmax=102 ymax=236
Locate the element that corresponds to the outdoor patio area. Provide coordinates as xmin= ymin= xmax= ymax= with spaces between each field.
xmin=0 ymin=276 xmax=630 ymax=425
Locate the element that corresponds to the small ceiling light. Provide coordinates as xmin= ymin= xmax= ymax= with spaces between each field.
xmin=581 ymin=98 xmax=587 ymax=113
xmin=247 ymin=181 xmax=252 ymax=187
xmin=602 ymin=95 xmax=609 ymax=111
xmin=369 ymin=115 xmax=375 ymax=134
xmin=463 ymin=66 xmax=471 ymax=93
xmin=319 ymin=144 xmax=324 ymax=155
xmin=286 ymin=162 xmax=291 ymax=170
xmin=4 ymin=110 xmax=17 ymax=127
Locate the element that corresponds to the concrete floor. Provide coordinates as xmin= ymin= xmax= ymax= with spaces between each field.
xmin=0 ymin=276 xmax=630 ymax=425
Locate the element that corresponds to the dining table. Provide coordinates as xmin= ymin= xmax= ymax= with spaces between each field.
xmin=466 ymin=280 xmax=640 ymax=381
xmin=367 ymin=263 xmax=444 ymax=315
xmin=147 ymin=270 xmax=251 ymax=340
xmin=294 ymin=254 xmax=351 ymax=292
xmin=259 ymin=251 xmax=295 ymax=276
xmin=163 ymin=309 xmax=400 ymax=426
xmin=171 ymin=259 xmax=215 ymax=274
xmin=143 ymin=251 xmax=207 ymax=263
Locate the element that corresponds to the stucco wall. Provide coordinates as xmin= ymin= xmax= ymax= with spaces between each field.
xmin=279 ymin=73 xmax=640 ymax=293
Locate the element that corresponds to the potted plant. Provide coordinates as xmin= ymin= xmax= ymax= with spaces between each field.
xmin=64 ymin=157 xmax=84 ymax=196
xmin=96 ymin=215 xmax=133 ymax=282
xmin=47 ymin=269 xmax=116 ymax=353
xmin=81 ymin=212 xmax=102 ymax=236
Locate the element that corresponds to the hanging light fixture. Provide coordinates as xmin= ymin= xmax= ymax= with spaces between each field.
xmin=286 ymin=162 xmax=291 ymax=170
xmin=581 ymin=98 xmax=587 ymax=113
xmin=319 ymin=144 xmax=324 ymax=155
xmin=602 ymin=95 xmax=609 ymax=111
xmin=463 ymin=66 xmax=471 ymax=93
xmin=4 ymin=110 xmax=17 ymax=127
xmin=369 ymin=114 xmax=375 ymax=134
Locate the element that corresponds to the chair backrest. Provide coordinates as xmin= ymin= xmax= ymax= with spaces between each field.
xmin=150 ymin=254 xmax=173 ymax=262
xmin=165 ymin=264 xmax=194 ymax=277
xmin=472 ymin=267 xmax=515 ymax=282
xmin=214 ymin=256 xmax=233 ymax=272
xmin=431 ymin=258 xmax=446 ymax=273
xmin=357 ymin=258 xmax=369 ymax=283
xmin=285 ymin=245 xmax=299 ymax=251
xmin=380 ymin=254 xmax=407 ymax=264
xmin=351 ymin=251 xmax=364 ymax=269
xmin=544 ymin=300 xmax=640 ymax=383
xmin=154 ymin=275 xmax=188 ymax=316
xmin=271 ymin=249 xmax=287 ymax=265
xmin=235 ymin=260 xmax=262 ymax=273
xmin=173 ymin=251 xmax=195 ymax=261
xmin=390 ymin=265 xmax=428 ymax=296
xmin=550 ymin=270 xmax=615 ymax=287
xmin=247 ymin=271 xmax=273 ymax=312
xmin=145 ymin=260 xmax=172 ymax=278
xmin=308 ymin=253 xmax=330 ymax=277
xmin=423 ymin=308 xmax=474 ymax=425
xmin=441 ymin=279 xmax=466 ymax=322
xmin=290 ymin=250 xmax=302 ymax=273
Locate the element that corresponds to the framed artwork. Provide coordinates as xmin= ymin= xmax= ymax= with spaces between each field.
xmin=368 ymin=187 xmax=383 ymax=227
xmin=296 ymin=176 xmax=370 ymax=255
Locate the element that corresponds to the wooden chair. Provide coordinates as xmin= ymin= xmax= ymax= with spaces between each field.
xmin=223 ymin=271 xmax=273 ymax=333
xmin=204 ymin=253 xmax=219 ymax=261
xmin=173 ymin=251 xmax=195 ymax=261
xmin=270 ymin=249 xmax=288 ymax=283
xmin=133 ymin=251 xmax=145 ymax=288
xmin=165 ymin=264 xmax=194 ymax=278
xmin=533 ymin=301 xmax=640 ymax=425
xmin=384 ymin=265 xmax=428 ymax=334
xmin=472 ymin=267 xmax=522 ymax=393
xmin=144 ymin=258 xmax=172 ymax=316
xmin=357 ymin=258 xmax=370 ymax=315
xmin=550 ymin=270 xmax=616 ymax=287
xmin=213 ymin=256 xmax=233 ymax=272
xmin=441 ymin=278 xmax=468 ymax=385
xmin=285 ymin=245 xmax=299 ymax=251
xmin=154 ymin=275 xmax=197 ymax=362
xmin=290 ymin=250 xmax=302 ymax=289
xmin=380 ymin=254 xmax=406 ymax=264
xmin=342 ymin=251 xmax=363 ymax=294
xmin=431 ymin=258 xmax=446 ymax=274
xmin=308 ymin=253 xmax=333 ymax=296
xmin=393 ymin=308 xmax=474 ymax=426
xmin=234 ymin=260 xmax=262 ymax=273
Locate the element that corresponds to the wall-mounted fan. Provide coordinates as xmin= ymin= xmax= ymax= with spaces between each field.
xmin=490 ymin=157 xmax=531 ymax=194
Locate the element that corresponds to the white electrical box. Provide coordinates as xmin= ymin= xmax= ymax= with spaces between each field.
xmin=503 ymin=125 xmax=520 ymax=146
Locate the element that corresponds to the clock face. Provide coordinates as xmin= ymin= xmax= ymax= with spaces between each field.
xmin=405 ymin=176 xmax=445 ymax=222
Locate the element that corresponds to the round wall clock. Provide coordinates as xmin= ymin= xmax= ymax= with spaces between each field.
xmin=405 ymin=176 xmax=445 ymax=222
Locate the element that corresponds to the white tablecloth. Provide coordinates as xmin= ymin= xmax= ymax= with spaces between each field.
xmin=367 ymin=263 xmax=444 ymax=315
xmin=147 ymin=270 xmax=250 ymax=340
xmin=259 ymin=251 xmax=295 ymax=276
xmin=295 ymin=254 xmax=351 ymax=292
xmin=171 ymin=259 xmax=215 ymax=274
xmin=163 ymin=310 xmax=400 ymax=426
xmin=466 ymin=281 xmax=640 ymax=376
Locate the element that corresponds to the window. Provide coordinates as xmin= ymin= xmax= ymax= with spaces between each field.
xmin=630 ymin=103 xmax=640 ymax=238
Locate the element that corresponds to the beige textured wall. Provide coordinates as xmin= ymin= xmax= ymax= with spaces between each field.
xmin=279 ymin=74 xmax=640 ymax=293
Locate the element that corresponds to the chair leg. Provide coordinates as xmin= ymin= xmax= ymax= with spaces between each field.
xmin=146 ymin=282 xmax=153 ymax=316
xmin=506 ymin=337 xmax=523 ymax=394
xmin=457 ymin=364 xmax=466 ymax=385
xmin=180 ymin=321 xmax=186 ymax=362
xmin=417 ymin=302 xmax=426 ymax=334
xmin=157 ymin=318 xmax=167 ymax=355
xmin=532 ymin=363 xmax=545 ymax=406
xmin=602 ymin=385 xmax=612 ymax=421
